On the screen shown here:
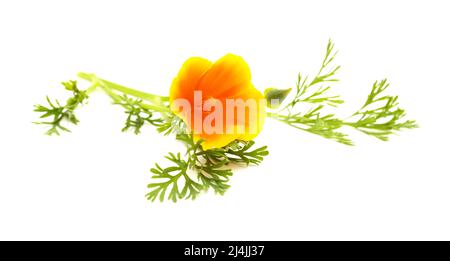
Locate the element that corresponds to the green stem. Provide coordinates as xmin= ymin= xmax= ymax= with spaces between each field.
xmin=85 ymin=82 xmax=100 ymax=95
xmin=266 ymin=112 xmax=278 ymax=118
xmin=77 ymin=72 xmax=169 ymax=105
xmin=100 ymin=85 xmax=170 ymax=112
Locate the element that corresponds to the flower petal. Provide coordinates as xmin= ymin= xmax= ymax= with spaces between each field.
xmin=197 ymin=54 xmax=251 ymax=98
xmin=235 ymin=85 xmax=266 ymax=141
xmin=169 ymin=57 xmax=212 ymax=107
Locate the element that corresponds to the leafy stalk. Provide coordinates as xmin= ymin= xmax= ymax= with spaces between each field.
xmin=269 ymin=39 xmax=417 ymax=144
xmin=344 ymin=79 xmax=418 ymax=141
xmin=146 ymin=134 xmax=269 ymax=202
xmin=282 ymin=39 xmax=344 ymax=111
xmin=34 ymin=80 xmax=93 ymax=135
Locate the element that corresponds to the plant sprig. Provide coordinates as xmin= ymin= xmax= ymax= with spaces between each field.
xmin=269 ymin=40 xmax=417 ymax=144
xmin=345 ymin=79 xmax=418 ymax=141
xmin=146 ymin=134 xmax=269 ymax=202
xmin=147 ymin=152 xmax=204 ymax=202
xmin=34 ymin=80 xmax=89 ymax=135
xmin=112 ymin=94 xmax=165 ymax=134
xmin=272 ymin=106 xmax=353 ymax=145
xmin=282 ymin=40 xmax=344 ymax=111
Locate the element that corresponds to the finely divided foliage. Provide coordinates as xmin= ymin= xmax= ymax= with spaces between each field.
xmin=269 ymin=39 xmax=417 ymax=145
xmin=34 ymin=81 xmax=88 ymax=135
xmin=34 ymin=40 xmax=416 ymax=201
xmin=146 ymin=135 xmax=268 ymax=202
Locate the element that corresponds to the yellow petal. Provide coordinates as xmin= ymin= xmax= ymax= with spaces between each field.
xmin=169 ymin=57 xmax=212 ymax=108
xmin=198 ymin=54 xmax=251 ymax=98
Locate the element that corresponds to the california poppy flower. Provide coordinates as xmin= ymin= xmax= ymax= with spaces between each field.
xmin=169 ymin=54 xmax=266 ymax=150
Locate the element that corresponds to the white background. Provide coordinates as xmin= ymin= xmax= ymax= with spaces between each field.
xmin=1 ymin=0 xmax=449 ymax=240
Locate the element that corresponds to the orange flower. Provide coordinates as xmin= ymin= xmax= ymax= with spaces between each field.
xmin=169 ymin=54 xmax=266 ymax=150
